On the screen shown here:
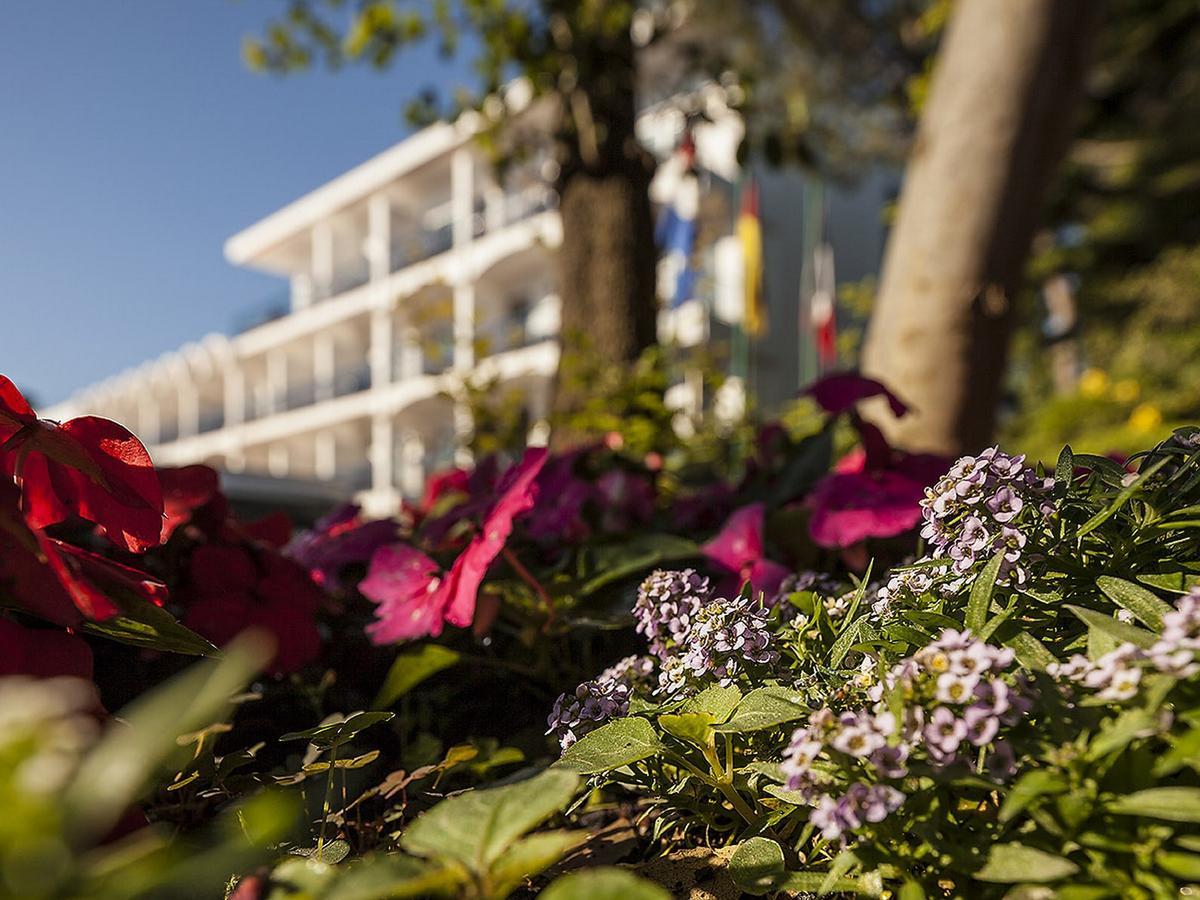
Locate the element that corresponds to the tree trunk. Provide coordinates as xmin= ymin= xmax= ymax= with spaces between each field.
xmin=861 ymin=0 xmax=1098 ymax=456
xmin=556 ymin=160 xmax=658 ymax=367
xmin=549 ymin=13 xmax=659 ymax=430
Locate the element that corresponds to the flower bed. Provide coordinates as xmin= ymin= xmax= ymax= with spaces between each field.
xmin=1 ymin=371 xmax=1198 ymax=897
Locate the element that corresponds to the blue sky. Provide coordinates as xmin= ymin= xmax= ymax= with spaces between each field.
xmin=0 ymin=3 xmax=477 ymax=405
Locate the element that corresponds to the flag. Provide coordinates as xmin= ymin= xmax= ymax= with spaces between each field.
xmin=809 ymin=242 xmax=837 ymax=370
xmin=738 ymin=179 xmax=765 ymax=336
xmin=655 ymin=130 xmax=700 ymax=309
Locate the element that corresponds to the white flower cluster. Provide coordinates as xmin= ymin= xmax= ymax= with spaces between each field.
xmin=1049 ymin=590 xmax=1200 ymax=700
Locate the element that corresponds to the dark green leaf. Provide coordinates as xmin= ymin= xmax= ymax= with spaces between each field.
xmin=715 ymin=686 xmax=808 ymax=734
xmin=728 ymin=837 xmax=785 ymax=895
xmin=966 ymin=551 xmax=1005 ymax=634
xmin=1067 ymin=605 xmax=1156 ymax=649
xmin=541 ymin=868 xmax=671 ymax=900
xmin=81 ymin=596 xmax=218 ymax=657
xmin=281 ymin=711 xmax=395 ymax=750
xmin=1107 ymin=787 xmax=1200 ymax=822
xmin=400 ymin=769 xmax=580 ymax=872
xmin=974 ymin=843 xmax=1079 ymax=883
xmin=554 ymin=717 xmax=664 ymax=775
xmin=373 ymin=644 xmax=460 ymax=708
xmin=1096 ymin=577 xmax=1173 ymax=631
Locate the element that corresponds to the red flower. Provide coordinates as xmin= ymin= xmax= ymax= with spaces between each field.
xmin=0 ymin=617 xmax=94 ymax=679
xmin=181 ymin=544 xmax=323 ymax=675
xmin=0 ymin=470 xmax=170 ymax=627
xmin=158 ymin=464 xmax=222 ymax=541
xmin=286 ymin=504 xmax=398 ymax=590
xmin=702 ymin=503 xmax=790 ymax=600
xmin=0 ymin=376 xmax=163 ymax=552
xmin=804 ymin=372 xmax=908 ymax=418
xmin=362 ymin=448 xmax=547 ymax=644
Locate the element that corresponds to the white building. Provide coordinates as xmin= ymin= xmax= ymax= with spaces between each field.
xmin=44 ymin=93 xmax=785 ymax=516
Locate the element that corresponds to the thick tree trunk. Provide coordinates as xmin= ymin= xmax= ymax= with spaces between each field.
xmin=556 ymin=161 xmax=658 ymax=367
xmin=549 ymin=14 xmax=658 ymax=429
xmin=861 ymin=0 xmax=1098 ymax=456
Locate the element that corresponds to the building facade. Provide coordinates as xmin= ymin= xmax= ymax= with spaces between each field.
xmin=42 ymin=93 xmax=891 ymax=517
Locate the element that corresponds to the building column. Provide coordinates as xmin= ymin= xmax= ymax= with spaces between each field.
xmin=315 ymin=430 xmax=337 ymax=481
xmin=451 ymin=147 xmax=475 ymax=248
xmin=399 ymin=322 xmax=423 ymax=380
xmin=312 ymin=221 xmax=334 ymax=301
xmin=367 ymin=193 xmax=392 ymax=281
xmin=267 ymin=349 xmax=288 ymax=413
xmin=291 ymin=273 xmax=313 ymax=311
xmin=314 ymin=332 xmax=335 ymax=401
xmin=224 ymin=365 xmax=245 ymax=427
xmin=268 ymin=444 xmax=289 ymax=478
xmin=399 ymin=429 xmax=425 ymax=498
xmin=370 ymin=415 xmax=394 ymax=496
xmin=369 ymin=307 xmax=393 ymax=388
xmin=452 ymin=281 xmax=476 ymax=465
xmin=178 ymin=380 xmax=199 ymax=439
xmin=137 ymin=395 xmax=160 ymax=445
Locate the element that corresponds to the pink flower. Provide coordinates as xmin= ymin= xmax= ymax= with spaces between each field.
xmin=808 ymin=470 xmax=928 ymax=549
xmin=702 ymin=503 xmax=789 ymax=599
xmin=363 ymin=448 xmax=547 ymax=643
xmin=804 ymin=372 xmax=908 ymax=418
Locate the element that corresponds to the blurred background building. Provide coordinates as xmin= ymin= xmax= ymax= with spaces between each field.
xmin=42 ymin=89 xmax=892 ymax=515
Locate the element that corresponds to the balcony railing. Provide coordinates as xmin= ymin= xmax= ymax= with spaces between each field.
xmin=333 ymin=364 xmax=371 ymax=397
xmin=198 ymin=408 xmax=225 ymax=434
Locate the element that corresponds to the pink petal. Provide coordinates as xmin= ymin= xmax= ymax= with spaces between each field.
xmin=703 ymin=503 xmax=766 ymax=572
xmin=808 ymin=471 xmax=925 ymax=549
xmin=444 ymin=447 xmax=547 ymax=627
xmin=361 ymin=543 xmax=445 ymax=643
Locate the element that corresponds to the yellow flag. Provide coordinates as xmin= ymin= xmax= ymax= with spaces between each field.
xmin=738 ymin=180 xmax=765 ymax=336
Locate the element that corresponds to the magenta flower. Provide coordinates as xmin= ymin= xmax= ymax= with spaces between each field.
xmin=286 ymin=504 xmax=399 ymax=590
xmin=804 ymin=371 xmax=908 ymax=418
xmin=702 ymin=503 xmax=789 ymax=599
xmin=362 ymin=448 xmax=547 ymax=643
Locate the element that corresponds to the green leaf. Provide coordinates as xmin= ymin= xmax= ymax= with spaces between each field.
xmin=541 ymin=868 xmax=671 ymax=900
xmin=973 ymin=843 xmax=1079 ymax=883
xmin=487 ymin=830 xmax=587 ymax=897
xmin=1155 ymin=850 xmax=1200 ymax=880
xmin=1096 ymin=577 xmax=1173 ymax=631
xmin=1087 ymin=708 xmax=1159 ymax=760
xmin=553 ymin=717 xmax=665 ymax=775
xmin=1004 ymin=630 xmax=1058 ymax=672
xmin=1077 ymin=456 xmax=1172 ymax=537
xmin=966 ymin=551 xmax=1005 ymax=634
xmin=828 ymin=618 xmax=875 ymax=668
xmin=658 ymin=712 xmax=714 ymax=747
xmin=578 ymin=534 xmax=699 ymax=596
xmin=373 ymin=644 xmax=460 ymax=708
xmin=715 ymin=686 xmax=808 ymax=734
xmin=679 ymin=684 xmax=741 ymax=723
xmin=1067 ymin=605 xmax=1157 ymax=649
xmin=1055 ymin=444 xmax=1075 ymax=493
xmin=294 ymin=839 xmax=352 ymax=865
xmin=281 ymin=711 xmax=395 ymax=750
xmin=81 ymin=596 xmax=218 ymax=657
xmin=400 ymin=769 xmax=580 ymax=873
xmin=323 ymin=855 xmax=461 ymax=900
xmin=1000 ymin=770 xmax=1069 ymax=823
xmin=1107 ymin=787 xmax=1200 ymax=822
xmin=728 ymin=837 xmax=786 ymax=895
xmin=774 ymin=870 xmax=882 ymax=896
xmin=63 ymin=632 xmax=272 ymax=845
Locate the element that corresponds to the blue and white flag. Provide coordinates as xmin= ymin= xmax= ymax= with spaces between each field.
xmin=655 ymin=132 xmax=700 ymax=309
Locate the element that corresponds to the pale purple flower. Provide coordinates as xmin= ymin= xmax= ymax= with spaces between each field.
xmin=924 ymin=706 xmax=966 ymax=756
xmin=935 ymin=671 xmax=980 ymax=705
xmin=963 ymin=706 xmax=1000 ymax=746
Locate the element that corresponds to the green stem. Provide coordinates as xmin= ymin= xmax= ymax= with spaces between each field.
xmin=318 ymin=742 xmax=338 ymax=852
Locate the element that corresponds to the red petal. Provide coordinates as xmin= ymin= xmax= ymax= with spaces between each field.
xmin=158 ymin=465 xmax=221 ymax=540
xmin=703 ymin=503 xmax=767 ymax=573
xmin=0 ymin=375 xmax=36 ymax=441
xmin=54 ymin=416 xmax=163 ymax=552
xmin=0 ymin=618 xmax=94 ymax=679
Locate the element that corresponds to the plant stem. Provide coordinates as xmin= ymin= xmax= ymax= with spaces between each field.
xmin=502 ymin=546 xmax=556 ymax=624
xmin=318 ymin=742 xmax=338 ymax=853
